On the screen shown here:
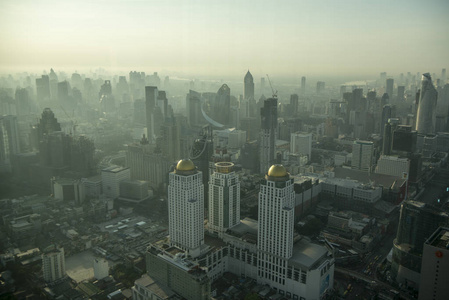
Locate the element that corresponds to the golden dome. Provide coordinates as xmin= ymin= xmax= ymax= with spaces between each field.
xmin=176 ymin=159 xmax=195 ymax=171
xmin=267 ymin=164 xmax=288 ymax=177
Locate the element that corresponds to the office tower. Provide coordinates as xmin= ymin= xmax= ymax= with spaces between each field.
xmin=381 ymin=93 xmax=389 ymax=108
xmin=101 ymin=166 xmax=131 ymax=199
xmin=38 ymin=131 xmax=71 ymax=169
xmin=261 ymin=77 xmax=266 ymax=94
xmin=380 ymin=72 xmax=387 ymax=86
xmin=186 ymin=90 xmax=202 ymax=127
xmin=259 ymin=98 xmax=278 ymax=173
xmin=15 ymin=88 xmax=31 ymax=115
xmin=215 ymin=84 xmax=231 ymax=125
xmin=145 ymin=86 xmax=158 ymax=141
xmin=386 ymin=78 xmax=394 ymax=99
xmin=415 ymin=73 xmax=438 ymax=135
xmin=42 ymin=246 xmax=66 ymax=283
xmin=442 ymin=68 xmax=447 ymax=82
xmin=381 ymin=105 xmax=392 ymax=137
xmin=290 ymin=132 xmax=312 ymax=162
xmin=289 ymin=94 xmax=299 ymax=115
xmin=393 ymin=125 xmax=418 ymax=153
xmin=93 ymin=257 xmax=109 ymax=280
xmin=157 ymin=117 xmax=181 ymax=162
xmin=168 ymin=159 xmax=204 ymax=258
xmin=244 ymin=70 xmax=254 ymax=100
xmin=382 ymin=122 xmax=393 ymax=155
xmin=157 ymin=91 xmax=168 ymax=119
xmin=99 ymin=80 xmax=115 ymax=113
xmin=419 ymin=227 xmax=449 ymax=300
xmin=208 ymin=162 xmax=240 ymax=236
xmin=70 ymin=135 xmax=95 ymax=177
xmin=258 ymin=164 xmax=295 ymax=283
xmin=392 ymin=201 xmax=449 ymax=286
xmin=397 ymin=86 xmax=405 ymax=102
xmin=126 ymin=136 xmax=172 ymax=190
xmin=0 ymin=115 xmax=21 ymax=172
xmin=116 ymin=76 xmax=129 ymax=100
xmin=316 ymin=81 xmax=325 ymax=93
xmin=351 ymin=140 xmax=373 ymax=172
xmin=301 ymin=76 xmax=306 ymax=93
xmin=36 ymin=75 xmax=50 ymax=101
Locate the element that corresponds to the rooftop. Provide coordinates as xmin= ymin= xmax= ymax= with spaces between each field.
xmin=426 ymin=227 xmax=449 ymax=250
xmin=289 ymin=237 xmax=329 ymax=270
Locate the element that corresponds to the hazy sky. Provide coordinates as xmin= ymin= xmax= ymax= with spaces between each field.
xmin=1 ymin=0 xmax=448 ymax=77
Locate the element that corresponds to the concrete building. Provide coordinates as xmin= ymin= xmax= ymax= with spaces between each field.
xmin=376 ymin=155 xmax=410 ymax=178
xmin=51 ymin=177 xmax=85 ymax=205
xmin=290 ymin=132 xmax=312 ymax=162
xmin=132 ymin=274 xmax=178 ymax=300
xmin=386 ymin=78 xmax=394 ymax=100
xmin=208 ymin=162 xmax=240 ymax=237
xmin=415 ymin=73 xmax=438 ymax=135
xmin=168 ymin=159 xmax=204 ymax=258
xmin=42 ymin=246 xmax=66 ymax=283
xmin=101 ymin=166 xmax=131 ymax=199
xmin=0 ymin=115 xmax=21 ymax=172
xmin=259 ymin=98 xmax=278 ymax=173
xmin=93 ymin=257 xmax=109 ymax=280
xmin=351 ymin=140 xmax=374 ymax=172
xmin=244 ymin=70 xmax=254 ymax=101
xmin=119 ymin=180 xmax=150 ymax=204
xmin=419 ymin=227 xmax=449 ymax=300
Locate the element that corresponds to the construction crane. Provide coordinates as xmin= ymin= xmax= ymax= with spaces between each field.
xmin=266 ymin=74 xmax=278 ymax=98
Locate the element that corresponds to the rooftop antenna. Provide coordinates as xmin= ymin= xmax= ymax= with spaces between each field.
xmin=266 ymin=74 xmax=278 ymax=98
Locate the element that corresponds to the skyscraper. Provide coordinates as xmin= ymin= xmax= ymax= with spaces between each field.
xmin=258 ymin=164 xmax=295 ymax=283
xmin=145 ymin=86 xmax=158 ymax=141
xmin=208 ymin=162 xmax=240 ymax=237
xmin=215 ymin=84 xmax=231 ymax=125
xmin=386 ymin=78 xmax=394 ymax=99
xmin=351 ymin=140 xmax=373 ymax=172
xmin=168 ymin=159 xmax=204 ymax=258
xmin=290 ymin=132 xmax=312 ymax=162
xmin=0 ymin=115 xmax=21 ymax=172
xmin=244 ymin=70 xmax=254 ymax=100
xmin=36 ymin=75 xmax=50 ymax=101
xmin=259 ymin=98 xmax=277 ymax=173
xmin=301 ymin=76 xmax=306 ymax=93
xmin=415 ymin=73 xmax=438 ymax=135
xmin=397 ymin=85 xmax=405 ymax=102
xmin=381 ymin=104 xmax=392 ymax=137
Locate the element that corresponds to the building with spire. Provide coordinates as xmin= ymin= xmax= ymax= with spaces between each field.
xmin=244 ymin=70 xmax=254 ymax=101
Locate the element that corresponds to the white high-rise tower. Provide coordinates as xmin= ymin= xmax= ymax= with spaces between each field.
xmin=257 ymin=164 xmax=295 ymax=286
xmin=415 ymin=73 xmax=438 ymax=135
xmin=168 ymin=159 xmax=204 ymax=258
xmin=208 ymin=162 xmax=240 ymax=237
xmin=42 ymin=246 xmax=66 ymax=283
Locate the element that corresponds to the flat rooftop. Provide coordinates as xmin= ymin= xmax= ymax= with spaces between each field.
xmin=289 ymin=238 xmax=329 ymax=270
xmin=427 ymin=227 xmax=449 ymax=250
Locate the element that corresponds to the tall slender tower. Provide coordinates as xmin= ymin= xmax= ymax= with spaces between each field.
xmin=415 ymin=73 xmax=438 ymax=135
xmin=259 ymin=98 xmax=278 ymax=173
xmin=145 ymin=86 xmax=158 ymax=141
xmin=168 ymin=159 xmax=204 ymax=258
xmin=208 ymin=162 xmax=240 ymax=237
xmin=386 ymin=78 xmax=394 ymax=99
xmin=257 ymin=164 xmax=295 ymax=285
xmin=244 ymin=70 xmax=255 ymax=100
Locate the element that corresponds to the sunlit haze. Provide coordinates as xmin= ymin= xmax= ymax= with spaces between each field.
xmin=1 ymin=0 xmax=448 ymax=78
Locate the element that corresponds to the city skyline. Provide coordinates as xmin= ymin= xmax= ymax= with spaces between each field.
xmin=1 ymin=0 xmax=448 ymax=77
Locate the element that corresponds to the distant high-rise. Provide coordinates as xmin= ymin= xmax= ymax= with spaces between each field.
xmin=301 ymin=76 xmax=306 ymax=93
xmin=15 ymin=88 xmax=31 ymax=115
xmin=415 ymin=73 xmax=438 ymax=135
xmin=380 ymin=105 xmax=392 ymax=137
xmin=382 ymin=122 xmax=393 ymax=155
xmin=289 ymin=94 xmax=299 ymax=115
xmin=36 ymin=75 xmax=50 ymax=101
xmin=397 ymin=86 xmax=405 ymax=102
xmin=208 ymin=162 xmax=240 ymax=237
xmin=145 ymin=86 xmax=158 ymax=141
xmin=392 ymin=125 xmax=417 ymax=153
xmin=42 ymin=246 xmax=66 ymax=283
xmin=290 ymin=132 xmax=312 ymax=162
xmin=168 ymin=159 xmax=204 ymax=258
xmin=442 ymin=68 xmax=446 ymax=82
xmin=258 ymin=164 xmax=295 ymax=282
xmin=101 ymin=166 xmax=131 ymax=199
xmin=316 ymin=81 xmax=325 ymax=93
xmin=351 ymin=140 xmax=373 ymax=172
xmin=244 ymin=70 xmax=254 ymax=100
xmin=0 ymin=115 xmax=21 ymax=172
xmin=215 ymin=84 xmax=231 ymax=125
xmin=386 ymin=78 xmax=394 ymax=99
xmin=259 ymin=98 xmax=278 ymax=173
xmin=186 ymin=90 xmax=202 ymax=127
xmin=99 ymin=80 xmax=115 ymax=113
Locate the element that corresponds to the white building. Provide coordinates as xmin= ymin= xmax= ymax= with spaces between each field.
xmin=376 ymin=155 xmax=410 ymax=177
xmin=101 ymin=166 xmax=130 ymax=199
xmin=208 ymin=162 xmax=240 ymax=237
xmin=290 ymin=132 xmax=312 ymax=162
xmin=51 ymin=178 xmax=85 ymax=205
xmin=42 ymin=246 xmax=65 ymax=283
xmin=93 ymin=257 xmax=109 ymax=280
xmin=168 ymin=159 xmax=204 ymax=258
xmin=351 ymin=140 xmax=374 ymax=172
